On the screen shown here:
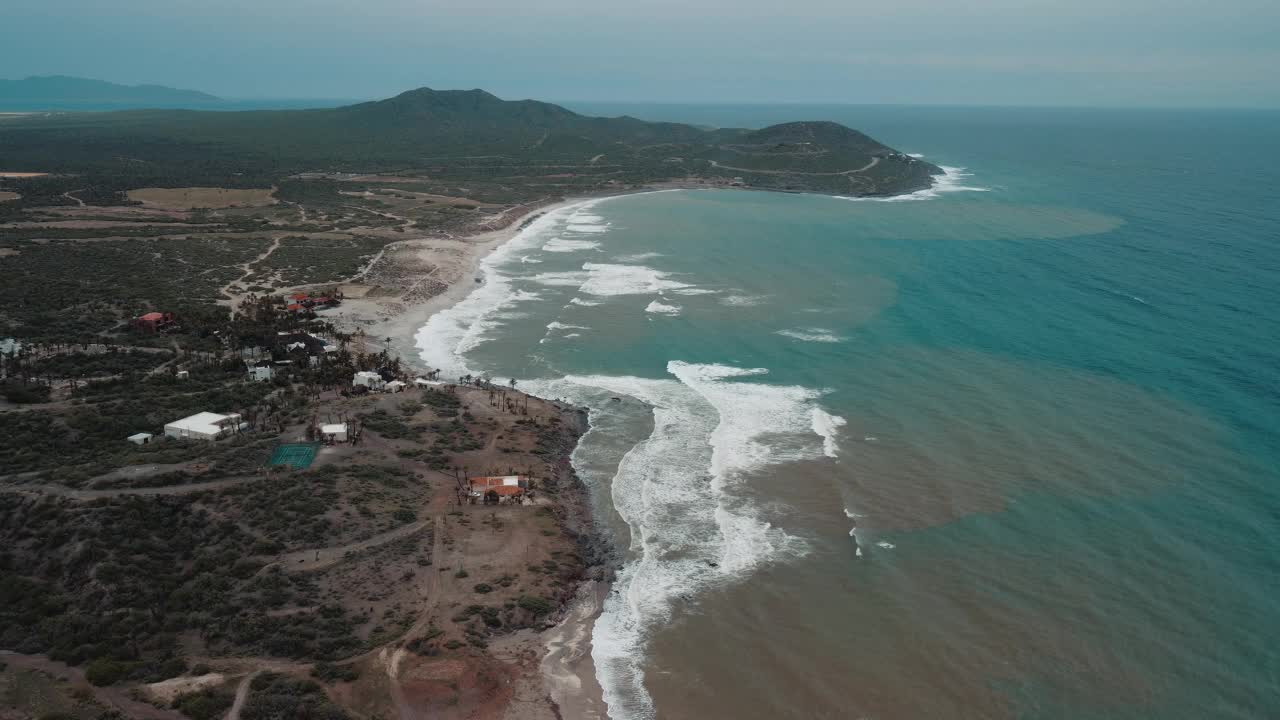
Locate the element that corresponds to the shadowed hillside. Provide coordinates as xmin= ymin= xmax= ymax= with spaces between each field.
xmin=0 ymin=87 xmax=941 ymax=196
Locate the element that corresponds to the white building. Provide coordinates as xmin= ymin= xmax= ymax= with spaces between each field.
xmin=248 ymin=366 xmax=274 ymax=382
xmin=164 ymin=412 xmax=243 ymax=441
xmin=353 ymin=370 xmax=385 ymax=390
xmin=385 ymin=380 xmax=407 ymax=393
xmin=127 ymin=432 xmax=154 ymax=446
xmin=320 ymin=423 xmax=348 ymax=442
xmin=176 ymin=370 xmax=190 ymax=381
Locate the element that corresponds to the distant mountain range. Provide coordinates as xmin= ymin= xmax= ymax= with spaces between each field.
xmin=0 ymin=86 xmax=941 ymax=196
xmin=0 ymin=76 xmax=222 ymax=110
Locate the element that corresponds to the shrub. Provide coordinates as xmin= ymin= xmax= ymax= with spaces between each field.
xmin=517 ymin=595 xmax=553 ymax=616
xmin=473 ymin=583 xmax=492 ymax=594
xmin=311 ymin=661 xmax=360 ymax=683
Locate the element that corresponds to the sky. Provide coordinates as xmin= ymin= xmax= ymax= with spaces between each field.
xmin=2 ymin=0 xmax=1278 ymax=108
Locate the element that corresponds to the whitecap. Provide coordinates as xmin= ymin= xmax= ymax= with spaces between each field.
xmin=776 ymin=327 xmax=846 ymax=343
xmin=580 ymin=263 xmax=692 ymax=297
xmin=720 ymin=294 xmax=766 ymax=307
xmin=531 ymin=270 xmax=590 ymax=287
xmin=542 ymin=237 xmax=602 ymax=253
xmin=546 ymin=321 xmax=589 ymax=332
xmin=645 ymin=300 xmax=682 ymax=315
xmin=567 ymin=222 xmax=610 ymax=234
xmin=519 ymin=255 xmax=542 ymax=264
xmin=876 ymin=541 xmax=896 ymax=549
xmin=671 ymin=287 xmax=718 ymax=296
xmin=616 ymin=252 xmax=663 ymax=262
xmin=812 ymin=408 xmax=848 ymax=458
xmin=569 ymin=297 xmax=601 ymax=307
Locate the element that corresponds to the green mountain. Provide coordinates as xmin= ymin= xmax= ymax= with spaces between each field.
xmin=0 ymin=87 xmax=940 ymax=196
xmin=0 ymin=75 xmax=222 ymax=110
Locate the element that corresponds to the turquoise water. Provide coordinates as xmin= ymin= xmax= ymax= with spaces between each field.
xmin=417 ymin=107 xmax=1280 ymax=719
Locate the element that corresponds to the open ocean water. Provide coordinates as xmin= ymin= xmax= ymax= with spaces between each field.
xmin=417 ymin=106 xmax=1280 ymax=719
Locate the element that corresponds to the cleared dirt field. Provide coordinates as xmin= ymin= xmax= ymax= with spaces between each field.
xmin=128 ymin=187 xmax=278 ymax=209
xmin=0 ymin=191 xmax=19 ymax=202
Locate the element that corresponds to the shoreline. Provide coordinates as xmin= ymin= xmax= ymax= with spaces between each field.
xmin=322 ymin=171 xmax=955 ymax=719
xmin=321 ymin=191 xmax=618 ymax=719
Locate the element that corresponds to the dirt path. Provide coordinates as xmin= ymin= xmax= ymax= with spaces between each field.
xmin=385 ymin=514 xmax=447 ymax=720
xmin=222 ymin=235 xmax=284 ymax=312
xmin=257 ymin=518 xmax=432 ymax=575
xmin=62 ymin=189 xmax=86 ymax=207
xmin=0 ymin=651 xmax=186 ymax=720
xmin=704 ymin=155 xmax=880 ymax=176
xmin=224 ymin=670 xmax=259 ymax=720
xmin=0 ymin=474 xmax=260 ymax=500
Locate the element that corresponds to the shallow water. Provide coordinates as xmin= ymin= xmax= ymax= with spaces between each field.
xmin=417 ymin=107 xmax=1280 ymax=719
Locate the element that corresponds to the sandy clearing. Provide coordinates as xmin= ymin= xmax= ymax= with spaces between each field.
xmin=128 ymin=186 xmax=278 ymax=210
xmin=0 ymin=191 xmax=19 ymax=202
xmin=0 ymin=172 xmax=49 ymax=178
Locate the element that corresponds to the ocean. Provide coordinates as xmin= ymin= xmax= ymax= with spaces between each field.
xmin=416 ymin=106 xmax=1280 ymax=719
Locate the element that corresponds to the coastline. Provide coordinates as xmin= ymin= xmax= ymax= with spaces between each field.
xmin=320 ymin=171 xmax=956 ymax=719
xmin=319 ymin=192 xmax=617 ymax=719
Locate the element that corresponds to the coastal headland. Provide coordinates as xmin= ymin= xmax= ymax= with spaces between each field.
xmin=0 ymin=87 xmax=945 ymax=719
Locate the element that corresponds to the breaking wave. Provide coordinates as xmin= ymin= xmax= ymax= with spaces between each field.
xmin=776 ymin=327 xmax=846 ymax=343
xmin=645 ymin=300 xmax=682 ymax=315
xmin=837 ymin=163 xmax=989 ymax=203
xmin=530 ymin=362 xmax=842 ymax=719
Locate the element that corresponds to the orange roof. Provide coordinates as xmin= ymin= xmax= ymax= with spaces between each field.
xmin=138 ymin=312 xmax=165 ymax=321
xmin=290 ymin=292 xmax=308 ymax=300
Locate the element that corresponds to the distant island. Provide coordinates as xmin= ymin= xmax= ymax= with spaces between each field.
xmin=0 ymin=75 xmax=222 ymax=110
xmin=0 ymin=86 xmax=941 ymax=197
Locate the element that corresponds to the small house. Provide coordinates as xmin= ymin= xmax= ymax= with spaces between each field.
xmin=248 ymin=365 xmax=274 ymax=382
xmin=385 ymin=380 xmax=407 ymax=393
xmin=469 ymin=475 xmax=529 ymax=503
xmin=127 ymin=432 xmax=154 ymax=446
xmin=353 ymin=370 xmax=385 ymax=390
xmin=131 ymin=311 xmax=176 ymax=334
xmin=176 ymin=370 xmax=190 ymax=381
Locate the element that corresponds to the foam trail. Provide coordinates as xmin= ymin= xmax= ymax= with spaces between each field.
xmin=837 ymin=164 xmax=989 ymax=203
xmin=777 ymin=327 xmax=845 ymax=343
xmin=812 ymin=408 xmax=848 ymax=458
xmin=543 ymin=237 xmax=602 ymax=253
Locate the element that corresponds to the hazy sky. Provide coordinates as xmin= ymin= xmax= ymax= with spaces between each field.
xmin=3 ymin=0 xmax=1278 ymax=107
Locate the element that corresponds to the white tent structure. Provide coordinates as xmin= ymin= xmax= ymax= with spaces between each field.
xmin=127 ymin=432 xmax=154 ymax=446
xmin=385 ymin=380 xmax=407 ymax=393
xmin=164 ymin=412 xmax=242 ymax=441
xmin=320 ymin=423 xmax=348 ymax=442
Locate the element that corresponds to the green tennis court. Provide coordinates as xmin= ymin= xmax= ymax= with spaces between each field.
xmin=268 ymin=443 xmax=320 ymax=470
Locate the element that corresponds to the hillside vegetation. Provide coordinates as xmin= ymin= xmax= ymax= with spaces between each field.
xmin=0 ymin=87 xmax=939 ymax=196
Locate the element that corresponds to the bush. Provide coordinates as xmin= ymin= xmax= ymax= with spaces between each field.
xmin=173 ymin=689 xmax=235 ymax=720
xmin=393 ymin=508 xmax=416 ymax=524
xmin=311 ymin=661 xmax=360 ymax=683
xmin=85 ymin=657 xmax=132 ymax=686
xmin=517 ymin=595 xmax=553 ymax=616
xmin=454 ymin=569 xmax=468 ymax=578
xmin=473 ymin=583 xmax=492 ymax=594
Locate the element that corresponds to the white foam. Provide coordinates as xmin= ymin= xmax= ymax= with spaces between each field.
xmin=837 ymin=165 xmax=990 ymax=203
xmin=876 ymin=541 xmax=896 ymax=549
xmin=645 ymin=300 xmax=682 ymax=316
xmin=812 ymin=408 xmax=848 ymax=458
xmin=530 ymin=362 xmax=834 ymax=720
xmin=567 ymin=223 xmax=610 ymax=234
xmin=569 ymin=297 xmax=601 ymax=307
xmin=547 ymin=321 xmax=589 ymax=332
xmin=414 ymin=199 xmax=596 ymax=377
xmin=671 ymin=287 xmax=718 ymax=296
xmin=720 ymin=294 xmax=766 ymax=307
xmin=531 ymin=270 xmax=591 ymax=287
xmin=907 ymin=153 xmax=925 ymax=158
xmin=776 ymin=327 xmax=846 ymax=343
xmin=580 ymin=263 xmax=692 ymax=297
xmin=564 ymin=333 xmax=581 ymax=339
xmin=616 ymin=252 xmax=663 ymax=262
xmin=543 ymin=237 xmax=603 ymax=253
xmin=519 ymin=255 xmax=542 ymax=264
